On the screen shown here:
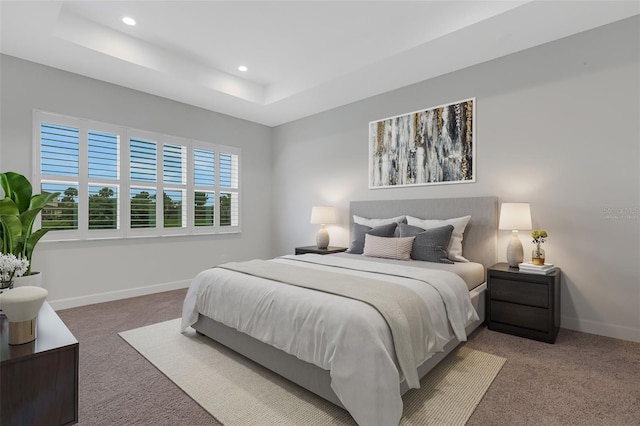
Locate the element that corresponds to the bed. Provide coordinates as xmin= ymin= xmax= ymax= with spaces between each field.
xmin=181 ymin=196 xmax=498 ymax=426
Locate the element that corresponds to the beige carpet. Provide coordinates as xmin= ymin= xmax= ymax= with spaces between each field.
xmin=120 ymin=319 xmax=505 ymax=426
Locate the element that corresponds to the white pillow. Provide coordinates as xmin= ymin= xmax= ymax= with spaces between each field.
xmin=405 ymin=215 xmax=471 ymax=262
xmin=353 ymin=215 xmax=406 ymax=227
xmin=363 ymin=234 xmax=415 ymax=261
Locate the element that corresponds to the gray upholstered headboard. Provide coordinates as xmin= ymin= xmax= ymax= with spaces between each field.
xmin=349 ymin=196 xmax=498 ymax=270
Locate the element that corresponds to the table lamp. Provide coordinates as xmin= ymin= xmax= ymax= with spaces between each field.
xmin=310 ymin=206 xmax=336 ymax=249
xmin=499 ymin=202 xmax=532 ymax=268
xmin=0 ymin=286 xmax=49 ymax=345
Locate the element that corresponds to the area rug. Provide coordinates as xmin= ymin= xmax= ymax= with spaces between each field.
xmin=120 ymin=319 xmax=505 ymax=426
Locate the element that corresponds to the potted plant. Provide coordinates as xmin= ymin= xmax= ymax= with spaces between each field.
xmin=0 ymin=253 xmax=29 ymax=291
xmin=531 ymin=229 xmax=548 ymax=265
xmin=0 ymin=172 xmax=60 ymax=285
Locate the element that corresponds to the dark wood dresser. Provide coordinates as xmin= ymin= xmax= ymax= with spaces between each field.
xmin=486 ymin=262 xmax=561 ymax=343
xmin=1 ymin=302 xmax=79 ymax=425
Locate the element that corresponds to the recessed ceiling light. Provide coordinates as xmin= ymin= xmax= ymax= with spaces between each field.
xmin=122 ymin=16 xmax=136 ymax=26
xmin=238 ymin=65 xmax=248 ymax=72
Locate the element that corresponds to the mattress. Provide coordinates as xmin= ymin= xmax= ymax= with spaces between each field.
xmin=332 ymin=252 xmax=486 ymax=290
xmin=182 ymin=254 xmax=480 ymax=426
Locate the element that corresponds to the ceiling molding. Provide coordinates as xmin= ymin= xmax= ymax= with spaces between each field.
xmin=1 ymin=1 xmax=638 ymax=126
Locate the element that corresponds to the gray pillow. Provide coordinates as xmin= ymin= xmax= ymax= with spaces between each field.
xmin=397 ymin=223 xmax=454 ymax=264
xmin=347 ymin=222 xmax=398 ymax=254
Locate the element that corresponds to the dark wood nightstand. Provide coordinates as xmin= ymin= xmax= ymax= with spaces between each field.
xmin=486 ymin=262 xmax=561 ymax=343
xmin=1 ymin=302 xmax=79 ymax=425
xmin=295 ymin=246 xmax=347 ymax=255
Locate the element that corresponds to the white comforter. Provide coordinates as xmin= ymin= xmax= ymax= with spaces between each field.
xmin=181 ymin=254 xmax=478 ymax=426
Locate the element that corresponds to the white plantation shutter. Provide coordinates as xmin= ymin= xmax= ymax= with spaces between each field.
xmin=194 ymin=191 xmax=215 ymax=227
xmin=130 ymin=137 xmax=157 ymax=183
xmin=220 ymin=192 xmax=239 ymax=227
xmin=163 ymin=189 xmax=186 ymax=228
xmin=162 ymin=143 xmax=187 ymax=230
xmin=219 ymin=153 xmax=238 ymax=189
xmin=41 ymin=182 xmax=79 ymax=231
xmin=193 ymin=147 xmax=216 ymax=227
xmin=88 ymin=131 xmax=119 ymax=179
xmin=163 ymin=143 xmax=186 ymax=185
xmin=88 ymin=185 xmax=119 ymax=230
xmin=40 ymin=122 xmax=79 ymax=177
xmin=35 ymin=111 xmax=241 ymax=239
xmin=194 ymin=148 xmax=215 ymax=187
xmin=130 ymin=187 xmax=157 ymax=229
xmin=40 ymin=121 xmax=80 ymax=231
xmin=87 ymin=130 xmax=120 ymax=231
xmin=219 ymin=152 xmax=239 ymax=228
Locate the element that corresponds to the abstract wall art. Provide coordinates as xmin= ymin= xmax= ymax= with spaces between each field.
xmin=369 ymin=98 xmax=475 ymax=188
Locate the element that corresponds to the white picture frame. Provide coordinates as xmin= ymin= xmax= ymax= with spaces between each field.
xmin=369 ymin=98 xmax=476 ymax=188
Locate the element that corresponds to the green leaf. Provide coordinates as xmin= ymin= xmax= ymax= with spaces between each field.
xmin=30 ymin=192 xmax=59 ymax=211
xmin=25 ymin=228 xmax=50 ymax=275
xmin=0 ymin=173 xmax=9 ymax=198
xmin=1 ymin=172 xmax=32 ymax=213
xmin=0 ymin=197 xmax=19 ymax=216
xmin=0 ymin=214 xmax=22 ymax=254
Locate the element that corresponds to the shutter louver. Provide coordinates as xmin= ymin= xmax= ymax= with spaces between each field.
xmin=220 ymin=192 xmax=239 ymax=227
xmin=130 ymin=188 xmax=156 ymax=228
xmin=41 ymin=183 xmax=78 ymax=230
xmin=88 ymin=131 xmax=119 ymax=179
xmin=130 ymin=138 xmax=157 ymax=182
xmin=194 ymin=191 xmax=215 ymax=226
xmin=194 ymin=149 xmax=215 ymax=187
xmin=41 ymin=123 xmax=79 ymax=176
xmin=219 ymin=153 xmax=238 ymax=189
xmin=164 ymin=144 xmax=186 ymax=184
xmin=163 ymin=189 xmax=185 ymax=228
xmin=88 ymin=186 xmax=118 ymax=230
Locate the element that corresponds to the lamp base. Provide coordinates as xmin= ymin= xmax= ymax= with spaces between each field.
xmin=9 ymin=318 xmax=37 ymax=345
xmin=316 ymin=226 xmax=329 ymax=250
xmin=506 ymin=230 xmax=524 ymax=268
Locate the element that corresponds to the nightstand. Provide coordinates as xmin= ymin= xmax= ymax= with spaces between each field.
xmin=295 ymin=246 xmax=347 ymax=255
xmin=1 ymin=302 xmax=79 ymax=425
xmin=486 ymin=262 xmax=561 ymax=343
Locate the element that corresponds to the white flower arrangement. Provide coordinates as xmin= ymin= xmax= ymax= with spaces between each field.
xmin=0 ymin=253 xmax=29 ymax=283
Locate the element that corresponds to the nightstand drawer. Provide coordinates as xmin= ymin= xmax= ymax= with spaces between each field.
xmin=490 ymin=300 xmax=549 ymax=332
xmin=490 ymin=278 xmax=548 ymax=308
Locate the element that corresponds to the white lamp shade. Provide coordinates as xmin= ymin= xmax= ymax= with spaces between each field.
xmin=0 ymin=286 xmax=48 ymax=322
xmin=499 ymin=203 xmax=532 ymax=230
xmin=310 ymin=206 xmax=336 ymax=225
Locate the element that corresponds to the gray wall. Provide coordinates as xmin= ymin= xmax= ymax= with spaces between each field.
xmin=0 ymin=55 xmax=273 ymax=308
xmin=272 ymin=17 xmax=640 ymax=342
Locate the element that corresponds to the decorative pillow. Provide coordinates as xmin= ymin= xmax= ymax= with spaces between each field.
xmin=346 ymin=222 xmax=398 ymax=254
xmin=363 ymin=234 xmax=415 ymax=261
xmin=353 ymin=215 xmax=406 ymax=227
xmin=406 ymin=215 xmax=471 ymax=262
xmin=398 ymin=223 xmax=454 ymax=264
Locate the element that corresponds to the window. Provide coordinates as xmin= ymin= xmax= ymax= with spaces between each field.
xmin=35 ymin=111 xmax=241 ymax=240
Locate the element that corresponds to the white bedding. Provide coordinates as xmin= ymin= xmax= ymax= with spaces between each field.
xmin=181 ymin=254 xmax=479 ymax=426
xmin=333 ymin=252 xmax=486 ymax=290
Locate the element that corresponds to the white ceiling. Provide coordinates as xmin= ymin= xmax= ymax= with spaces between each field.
xmin=1 ymin=1 xmax=639 ymax=126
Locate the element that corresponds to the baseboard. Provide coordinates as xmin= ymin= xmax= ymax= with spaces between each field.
xmin=48 ymin=280 xmax=192 ymax=311
xmin=561 ymin=315 xmax=640 ymax=343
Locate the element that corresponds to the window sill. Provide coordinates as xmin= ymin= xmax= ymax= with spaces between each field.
xmin=41 ymin=229 xmax=241 ymax=244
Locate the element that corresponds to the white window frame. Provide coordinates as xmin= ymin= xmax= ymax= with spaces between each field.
xmin=33 ymin=110 xmax=241 ymax=241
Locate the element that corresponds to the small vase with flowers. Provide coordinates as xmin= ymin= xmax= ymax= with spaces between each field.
xmin=531 ymin=229 xmax=548 ymax=265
